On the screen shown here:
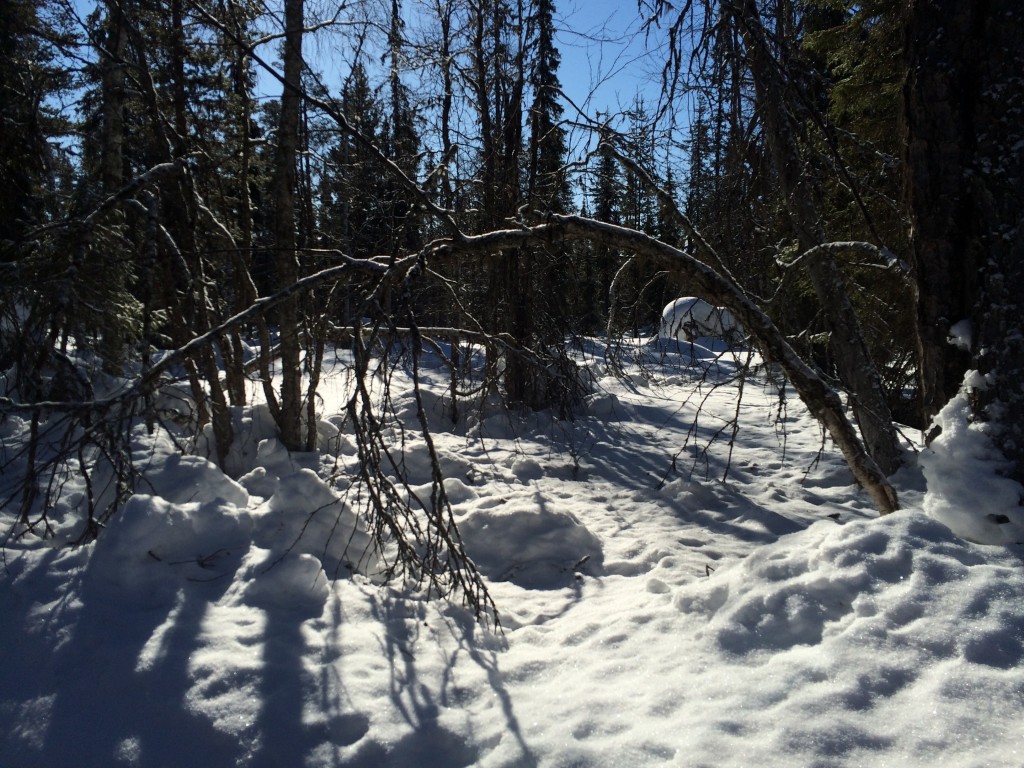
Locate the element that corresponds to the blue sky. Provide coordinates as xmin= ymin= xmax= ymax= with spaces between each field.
xmin=555 ymin=0 xmax=669 ymax=119
xmin=268 ymin=0 xmax=686 ymax=172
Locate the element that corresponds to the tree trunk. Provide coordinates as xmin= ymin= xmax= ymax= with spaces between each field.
xmin=273 ymin=0 xmax=304 ymax=451
xmin=903 ymin=0 xmax=1024 ymax=477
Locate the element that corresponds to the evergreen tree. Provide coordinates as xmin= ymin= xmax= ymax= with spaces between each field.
xmin=383 ymin=0 xmax=422 ymax=257
xmin=802 ymin=0 xmax=918 ymax=423
xmin=525 ymin=0 xmax=575 ymax=346
xmin=320 ymin=63 xmax=386 ymax=260
xmin=904 ymin=0 xmax=1024 ymax=479
xmin=526 ymin=0 xmax=570 ymax=213
xmin=620 ymin=99 xmax=657 ymax=236
xmin=0 ymin=0 xmax=80 ymax=398
xmin=0 ymin=0 xmax=70 ymax=246
xmin=618 ymin=99 xmax=669 ymax=331
xmin=584 ymin=141 xmax=622 ymax=332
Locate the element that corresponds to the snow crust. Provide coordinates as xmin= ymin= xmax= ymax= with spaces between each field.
xmin=3 ymin=340 xmax=1024 ymax=767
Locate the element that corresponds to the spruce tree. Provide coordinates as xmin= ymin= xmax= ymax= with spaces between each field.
xmin=0 ymin=0 xmax=68 ymax=246
xmin=586 ymin=142 xmax=622 ymax=332
xmin=526 ymin=0 xmax=570 ymax=213
xmin=904 ymin=0 xmax=1024 ymax=478
xmin=525 ymin=0 xmax=575 ymax=348
xmin=320 ymin=63 xmax=386 ymax=261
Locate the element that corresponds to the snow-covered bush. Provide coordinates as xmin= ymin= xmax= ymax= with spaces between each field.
xmin=660 ymin=297 xmax=744 ymax=344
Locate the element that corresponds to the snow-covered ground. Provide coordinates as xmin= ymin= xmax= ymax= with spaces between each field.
xmin=2 ymin=338 xmax=1023 ymax=767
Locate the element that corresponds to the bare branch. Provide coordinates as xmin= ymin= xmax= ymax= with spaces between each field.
xmin=427 ymin=214 xmax=899 ymax=513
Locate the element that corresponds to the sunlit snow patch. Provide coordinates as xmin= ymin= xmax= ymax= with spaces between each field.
xmin=458 ymin=499 xmax=603 ymax=589
xmin=920 ymin=378 xmax=1024 ymax=544
xmin=675 ymin=511 xmax=1023 ymax=666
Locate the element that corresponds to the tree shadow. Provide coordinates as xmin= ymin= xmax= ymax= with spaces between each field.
xmin=10 ymin=545 xmax=247 ymax=768
xmin=248 ymin=583 xmax=369 ymax=768
xmin=348 ymin=591 xmax=537 ymax=768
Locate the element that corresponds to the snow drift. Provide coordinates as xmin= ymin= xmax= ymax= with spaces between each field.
xmin=3 ymin=340 xmax=1024 ymax=768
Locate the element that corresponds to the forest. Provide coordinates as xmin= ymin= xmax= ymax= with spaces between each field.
xmin=4 ymin=0 xmax=1023 ymax=563
xmin=1 ymin=1 xmax=1024 ymax=764
xmin=0 ymin=0 xmax=1019 ymax=585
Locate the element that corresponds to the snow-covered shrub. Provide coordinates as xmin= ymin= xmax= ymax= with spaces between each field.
xmin=921 ymin=373 xmax=1024 ymax=544
xmin=660 ymin=297 xmax=744 ymax=344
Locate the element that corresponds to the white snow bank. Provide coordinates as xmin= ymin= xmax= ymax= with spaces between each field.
xmin=920 ymin=381 xmax=1024 ymax=544
xmin=458 ymin=498 xmax=603 ymax=589
xmin=92 ymin=494 xmax=251 ymax=606
xmin=250 ymin=467 xmax=379 ymax=578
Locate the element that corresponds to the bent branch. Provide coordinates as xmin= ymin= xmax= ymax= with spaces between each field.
xmin=428 ymin=215 xmax=900 ymax=514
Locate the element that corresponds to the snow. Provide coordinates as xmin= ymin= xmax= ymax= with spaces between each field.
xmin=920 ymin=373 xmax=1024 ymax=545
xmin=660 ymin=297 xmax=743 ymax=343
xmin=3 ymin=340 xmax=1024 ymax=768
xmin=948 ymin=319 xmax=973 ymax=352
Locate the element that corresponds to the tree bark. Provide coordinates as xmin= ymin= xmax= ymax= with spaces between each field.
xmin=272 ymin=0 xmax=305 ymax=451
xmin=904 ymin=0 xmax=1024 ymax=477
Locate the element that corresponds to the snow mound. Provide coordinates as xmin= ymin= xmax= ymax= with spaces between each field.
xmin=210 ymin=402 xmax=279 ymax=478
xmin=458 ymin=499 xmax=603 ymax=588
xmin=510 ymin=456 xmax=545 ymax=483
xmin=237 ymin=437 xmax=321 ymax=499
xmin=396 ymin=439 xmax=475 ymax=485
xmin=675 ymin=512 xmax=1024 ymax=667
xmin=243 ymin=551 xmax=329 ymax=615
xmin=443 ymin=476 xmax=478 ymax=505
xmin=93 ymin=494 xmax=251 ymax=605
xmin=585 ymin=390 xmax=635 ymax=420
xmin=314 ymin=416 xmax=356 ymax=456
xmin=141 ymin=453 xmax=249 ymax=508
xmin=920 ymin=385 xmax=1024 ymax=544
xmin=251 ymin=468 xmax=379 ymax=578
xmin=660 ymin=296 xmax=743 ymax=343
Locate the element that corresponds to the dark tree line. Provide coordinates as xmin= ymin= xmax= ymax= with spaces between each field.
xmin=2 ymin=0 xmax=1022 ymax=604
